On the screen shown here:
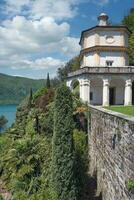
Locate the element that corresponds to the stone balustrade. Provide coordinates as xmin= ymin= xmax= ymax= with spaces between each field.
xmin=68 ymin=66 xmax=134 ymax=78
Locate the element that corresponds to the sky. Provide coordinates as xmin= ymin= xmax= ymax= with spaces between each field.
xmin=0 ymin=0 xmax=134 ymax=79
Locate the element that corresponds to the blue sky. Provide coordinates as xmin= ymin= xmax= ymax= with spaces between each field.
xmin=0 ymin=0 xmax=133 ymax=79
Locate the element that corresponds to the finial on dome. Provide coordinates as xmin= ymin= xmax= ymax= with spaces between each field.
xmin=98 ymin=13 xmax=109 ymax=26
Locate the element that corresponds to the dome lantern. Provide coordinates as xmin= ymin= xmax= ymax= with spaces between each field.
xmin=98 ymin=13 xmax=109 ymax=26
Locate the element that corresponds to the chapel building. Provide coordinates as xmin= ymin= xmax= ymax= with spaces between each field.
xmin=67 ymin=13 xmax=134 ymax=106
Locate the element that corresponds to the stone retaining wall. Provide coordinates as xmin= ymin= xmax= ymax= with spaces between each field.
xmin=89 ymin=106 xmax=134 ymax=200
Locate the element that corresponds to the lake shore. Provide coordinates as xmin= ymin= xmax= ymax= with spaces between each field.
xmin=0 ymin=104 xmax=18 ymax=131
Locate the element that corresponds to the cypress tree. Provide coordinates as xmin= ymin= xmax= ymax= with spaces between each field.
xmin=28 ymin=88 xmax=33 ymax=108
xmin=46 ymin=73 xmax=51 ymax=88
xmin=52 ymin=84 xmax=77 ymax=200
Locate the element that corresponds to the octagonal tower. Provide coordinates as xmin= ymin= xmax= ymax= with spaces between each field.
xmin=79 ymin=13 xmax=130 ymax=67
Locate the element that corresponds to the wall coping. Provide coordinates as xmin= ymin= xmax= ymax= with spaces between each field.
xmin=89 ymin=105 xmax=134 ymax=123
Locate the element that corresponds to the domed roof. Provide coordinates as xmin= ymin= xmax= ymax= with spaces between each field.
xmin=98 ymin=13 xmax=109 ymax=19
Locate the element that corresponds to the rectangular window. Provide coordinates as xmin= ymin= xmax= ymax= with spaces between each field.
xmin=106 ymin=60 xmax=113 ymax=67
xmin=90 ymin=92 xmax=93 ymax=100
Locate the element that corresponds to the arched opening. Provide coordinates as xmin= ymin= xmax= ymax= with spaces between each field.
xmin=110 ymin=78 xmax=125 ymax=105
xmin=70 ymin=79 xmax=80 ymax=98
xmin=132 ymin=81 xmax=134 ymax=105
xmin=90 ymin=78 xmax=103 ymax=105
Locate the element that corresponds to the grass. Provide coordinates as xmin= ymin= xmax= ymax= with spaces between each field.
xmin=105 ymin=106 xmax=134 ymax=116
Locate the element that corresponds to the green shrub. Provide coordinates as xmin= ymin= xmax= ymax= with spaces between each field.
xmin=128 ymin=179 xmax=134 ymax=193
xmin=33 ymin=88 xmax=48 ymax=100
xmin=73 ymin=129 xmax=88 ymax=199
xmin=52 ymin=84 xmax=77 ymax=200
xmin=0 ymin=194 xmax=4 ymax=200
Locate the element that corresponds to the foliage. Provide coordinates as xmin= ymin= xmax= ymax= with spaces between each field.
xmin=73 ymin=129 xmax=88 ymax=199
xmin=58 ymin=56 xmax=80 ymax=81
xmin=27 ymin=88 xmax=33 ymax=109
xmin=128 ymin=31 xmax=134 ymax=65
xmin=122 ymin=8 xmax=134 ymax=65
xmin=34 ymin=89 xmax=55 ymax=111
xmin=46 ymin=73 xmax=51 ymax=89
xmin=72 ymin=94 xmax=83 ymax=111
xmin=127 ymin=179 xmax=134 ymax=193
xmin=33 ymin=87 xmax=48 ymax=100
xmin=0 ymin=73 xmax=43 ymax=105
xmin=0 ymin=195 xmax=4 ymax=200
xmin=40 ymin=102 xmax=54 ymax=136
xmin=52 ymin=84 xmax=78 ymax=200
xmin=122 ymin=8 xmax=134 ymax=31
xmin=0 ymin=128 xmax=52 ymax=200
xmin=0 ymin=85 xmax=89 ymax=200
xmin=0 ymin=115 xmax=8 ymax=131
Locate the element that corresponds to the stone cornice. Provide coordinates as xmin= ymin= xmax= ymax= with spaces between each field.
xmin=79 ymin=25 xmax=131 ymax=45
xmin=67 ymin=66 xmax=134 ymax=78
xmin=80 ymin=46 xmax=128 ymax=59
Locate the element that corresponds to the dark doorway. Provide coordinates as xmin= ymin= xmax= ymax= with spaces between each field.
xmin=132 ymin=81 xmax=134 ymax=105
xmin=109 ymin=87 xmax=115 ymax=105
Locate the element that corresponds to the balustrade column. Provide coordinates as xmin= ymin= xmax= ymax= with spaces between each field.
xmin=103 ymin=79 xmax=110 ymax=106
xmin=124 ymin=79 xmax=132 ymax=106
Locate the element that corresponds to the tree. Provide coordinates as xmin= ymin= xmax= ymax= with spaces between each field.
xmin=129 ymin=31 xmax=134 ymax=65
xmin=52 ymin=84 xmax=77 ymax=200
xmin=27 ymin=88 xmax=33 ymax=108
xmin=58 ymin=56 xmax=80 ymax=81
xmin=122 ymin=8 xmax=134 ymax=32
xmin=0 ymin=115 xmax=8 ymax=131
xmin=122 ymin=8 xmax=134 ymax=65
xmin=46 ymin=73 xmax=51 ymax=89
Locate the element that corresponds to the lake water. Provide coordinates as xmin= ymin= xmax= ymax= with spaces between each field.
xmin=0 ymin=104 xmax=17 ymax=131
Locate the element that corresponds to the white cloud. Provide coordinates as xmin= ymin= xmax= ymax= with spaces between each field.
xmin=0 ymin=53 xmax=65 ymax=71
xmin=3 ymin=0 xmax=86 ymax=20
xmin=0 ymin=15 xmax=80 ymax=59
xmin=0 ymin=16 xmax=70 ymax=56
xmin=59 ymin=37 xmax=80 ymax=56
xmin=11 ymin=57 xmax=65 ymax=70
xmin=3 ymin=0 xmax=30 ymax=16
xmin=0 ymin=15 xmax=80 ymax=72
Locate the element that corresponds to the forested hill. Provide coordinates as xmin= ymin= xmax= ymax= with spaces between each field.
xmin=0 ymin=73 xmax=44 ymax=104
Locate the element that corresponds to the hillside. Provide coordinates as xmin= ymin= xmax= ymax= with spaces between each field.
xmin=0 ymin=86 xmax=89 ymax=200
xmin=0 ymin=73 xmax=44 ymax=104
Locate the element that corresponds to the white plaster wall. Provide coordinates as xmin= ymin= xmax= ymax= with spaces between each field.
xmin=82 ymin=30 xmax=128 ymax=49
xmin=85 ymin=52 xmax=95 ymax=66
xmin=115 ymin=87 xmax=124 ymax=104
xmin=110 ymin=79 xmax=125 ymax=105
xmin=85 ymin=32 xmax=96 ymax=48
xmin=81 ymin=51 xmax=128 ymax=67
xmin=90 ymin=79 xmax=103 ymax=105
xmin=90 ymin=86 xmax=103 ymax=105
xmin=99 ymin=31 xmax=122 ymax=46
xmin=100 ymin=52 xmax=124 ymax=67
